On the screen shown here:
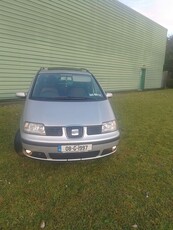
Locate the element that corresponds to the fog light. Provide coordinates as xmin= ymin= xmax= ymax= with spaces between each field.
xmin=112 ymin=146 xmax=117 ymax=151
xmin=25 ymin=149 xmax=32 ymax=155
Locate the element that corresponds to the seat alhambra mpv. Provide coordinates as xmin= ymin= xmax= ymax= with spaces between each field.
xmin=14 ymin=68 xmax=120 ymax=161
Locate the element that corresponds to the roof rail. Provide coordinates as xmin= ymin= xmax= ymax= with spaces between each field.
xmin=40 ymin=67 xmax=48 ymax=70
xmin=39 ymin=67 xmax=90 ymax=72
xmin=80 ymin=68 xmax=90 ymax=72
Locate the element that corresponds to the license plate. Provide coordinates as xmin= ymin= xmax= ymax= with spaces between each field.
xmin=58 ymin=144 xmax=92 ymax=153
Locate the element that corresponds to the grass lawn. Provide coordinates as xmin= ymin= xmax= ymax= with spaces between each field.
xmin=1 ymin=89 xmax=173 ymax=230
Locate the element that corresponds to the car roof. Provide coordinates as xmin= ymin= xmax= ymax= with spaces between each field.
xmin=39 ymin=67 xmax=91 ymax=75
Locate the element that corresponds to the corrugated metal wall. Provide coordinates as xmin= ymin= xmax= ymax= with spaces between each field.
xmin=0 ymin=0 xmax=167 ymax=99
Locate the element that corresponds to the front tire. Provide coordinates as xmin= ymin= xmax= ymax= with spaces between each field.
xmin=14 ymin=130 xmax=24 ymax=156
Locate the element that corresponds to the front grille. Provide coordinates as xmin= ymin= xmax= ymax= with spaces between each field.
xmin=87 ymin=125 xmax=102 ymax=135
xmin=66 ymin=126 xmax=83 ymax=138
xmin=44 ymin=125 xmax=103 ymax=136
xmin=49 ymin=151 xmax=99 ymax=159
xmin=45 ymin=126 xmax=62 ymax=136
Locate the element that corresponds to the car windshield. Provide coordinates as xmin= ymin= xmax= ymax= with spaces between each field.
xmin=30 ymin=73 xmax=105 ymax=101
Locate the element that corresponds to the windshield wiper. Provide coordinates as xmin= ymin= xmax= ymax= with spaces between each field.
xmin=31 ymin=96 xmax=98 ymax=101
xmin=67 ymin=97 xmax=92 ymax=100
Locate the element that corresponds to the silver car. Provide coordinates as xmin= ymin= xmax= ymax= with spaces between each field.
xmin=14 ymin=68 xmax=120 ymax=161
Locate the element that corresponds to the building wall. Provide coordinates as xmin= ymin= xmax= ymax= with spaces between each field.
xmin=0 ymin=0 xmax=167 ymax=99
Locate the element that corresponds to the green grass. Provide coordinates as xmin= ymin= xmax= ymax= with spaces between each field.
xmin=1 ymin=90 xmax=173 ymax=229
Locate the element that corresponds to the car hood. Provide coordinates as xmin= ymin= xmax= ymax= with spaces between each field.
xmin=22 ymin=99 xmax=115 ymax=126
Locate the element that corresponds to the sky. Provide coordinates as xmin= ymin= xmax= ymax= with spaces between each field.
xmin=118 ymin=0 xmax=173 ymax=36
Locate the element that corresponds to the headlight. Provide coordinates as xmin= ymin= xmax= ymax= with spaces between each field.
xmin=24 ymin=122 xmax=46 ymax=135
xmin=102 ymin=120 xmax=117 ymax=133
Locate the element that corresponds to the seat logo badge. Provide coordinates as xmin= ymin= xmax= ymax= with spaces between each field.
xmin=71 ymin=129 xmax=79 ymax=136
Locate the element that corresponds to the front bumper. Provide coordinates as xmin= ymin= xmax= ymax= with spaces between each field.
xmin=21 ymin=131 xmax=120 ymax=161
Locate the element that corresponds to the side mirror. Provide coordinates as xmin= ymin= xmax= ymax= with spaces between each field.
xmin=106 ymin=92 xmax=113 ymax=98
xmin=16 ymin=92 xmax=27 ymax=98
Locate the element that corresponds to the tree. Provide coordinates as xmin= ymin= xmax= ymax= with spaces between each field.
xmin=164 ymin=35 xmax=173 ymax=72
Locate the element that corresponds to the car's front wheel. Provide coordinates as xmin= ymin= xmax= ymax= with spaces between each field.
xmin=14 ymin=129 xmax=24 ymax=156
